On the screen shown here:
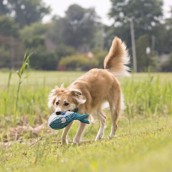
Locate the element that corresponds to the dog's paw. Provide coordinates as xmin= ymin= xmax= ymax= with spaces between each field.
xmin=108 ymin=134 xmax=118 ymax=140
xmin=61 ymin=138 xmax=69 ymax=145
xmin=95 ymin=134 xmax=103 ymax=141
xmin=73 ymin=137 xmax=81 ymax=145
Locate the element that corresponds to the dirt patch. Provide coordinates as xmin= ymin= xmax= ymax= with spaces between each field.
xmin=1 ymin=114 xmax=56 ymax=143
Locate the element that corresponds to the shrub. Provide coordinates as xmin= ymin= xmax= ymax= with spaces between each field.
xmin=161 ymin=53 xmax=172 ymax=71
xmin=30 ymin=48 xmax=58 ymax=70
xmin=93 ymin=50 xmax=108 ymax=68
xmin=59 ymin=54 xmax=98 ymax=71
xmin=0 ymin=46 xmax=10 ymax=68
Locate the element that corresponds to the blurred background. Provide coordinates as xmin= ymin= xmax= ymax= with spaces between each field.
xmin=0 ymin=0 xmax=171 ymax=72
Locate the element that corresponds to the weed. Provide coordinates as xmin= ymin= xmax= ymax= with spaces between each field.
xmin=15 ymin=52 xmax=32 ymax=117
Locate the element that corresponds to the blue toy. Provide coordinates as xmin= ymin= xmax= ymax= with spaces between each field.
xmin=48 ymin=111 xmax=90 ymax=130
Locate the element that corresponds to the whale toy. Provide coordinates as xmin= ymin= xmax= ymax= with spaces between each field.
xmin=48 ymin=111 xmax=89 ymax=130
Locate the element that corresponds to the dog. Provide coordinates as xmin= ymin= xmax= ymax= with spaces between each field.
xmin=48 ymin=37 xmax=130 ymax=144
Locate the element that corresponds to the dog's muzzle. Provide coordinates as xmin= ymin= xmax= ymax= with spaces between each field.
xmin=73 ymin=108 xmax=79 ymax=112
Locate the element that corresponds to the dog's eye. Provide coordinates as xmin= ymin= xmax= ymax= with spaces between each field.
xmin=56 ymin=102 xmax=59 ymax=105
xmin=64 ymin=102 xmax=69 ymax=106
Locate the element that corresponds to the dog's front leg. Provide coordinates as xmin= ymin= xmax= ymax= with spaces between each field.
xmin=61 ymin=122 xmax=73 ymax=145
xmin=73 ymin=122 xmax=86 ymax=144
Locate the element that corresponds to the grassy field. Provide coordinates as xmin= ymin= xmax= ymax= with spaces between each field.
xmin=0 ymin=71 xmax=172 ymax=172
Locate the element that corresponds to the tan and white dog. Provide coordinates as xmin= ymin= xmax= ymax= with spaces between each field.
xmin=48 ymin=37 xmax=130 ymax=144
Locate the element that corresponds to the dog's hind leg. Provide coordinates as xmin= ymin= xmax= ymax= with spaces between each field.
xmin=109 ymin=106 xmax=119 ymax=138
xmin=109 ymin=87 xmax=124 ymax=138
xmin=95 ymin=110 xmax=106 ymax=141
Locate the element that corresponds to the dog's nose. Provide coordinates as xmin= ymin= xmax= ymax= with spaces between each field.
xmin=56 ymin=111 xmax=61 ymax=115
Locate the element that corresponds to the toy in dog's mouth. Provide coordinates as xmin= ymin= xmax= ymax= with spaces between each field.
xmin=48 ymin=111 xmax=89 ymax=130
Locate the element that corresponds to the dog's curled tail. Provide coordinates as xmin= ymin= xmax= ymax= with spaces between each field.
xmin=104 ymin=37 xmax=130 ymax=76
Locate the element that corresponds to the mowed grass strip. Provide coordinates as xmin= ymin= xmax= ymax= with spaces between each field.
xmin=0 ymin=116 xmax=172 ymax=172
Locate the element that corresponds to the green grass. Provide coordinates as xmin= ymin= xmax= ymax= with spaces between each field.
xmin=0 ymin=71 xmax=172 ymax=172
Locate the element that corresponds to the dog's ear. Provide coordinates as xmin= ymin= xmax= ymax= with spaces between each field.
xmin=70 ymin=89 xmax=86 ymax=104
xmin=48 ymin=86 xmax=59 ymax=108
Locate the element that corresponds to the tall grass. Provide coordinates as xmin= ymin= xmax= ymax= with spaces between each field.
xmin=7 ymin=69 xmax=12 ymax=90
xmin=122 ymin=74 xmax=172 ymax=119
xmin=15 ymin=52 xmax=32 ymax=116
xmin=122 ymin=75 xmax=172 ymax=118
xmin=0 ymin=72 xmax=171 ymax=126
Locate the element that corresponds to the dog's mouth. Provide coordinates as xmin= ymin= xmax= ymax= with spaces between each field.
xmin=68 ymin=108 xmax=78 ymax=113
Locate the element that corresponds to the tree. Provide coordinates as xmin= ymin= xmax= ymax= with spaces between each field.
xmin=57 ymin=4 xmax=100 ymax=51
xmin=163 ymin=13 xmax=172 ymax=54
xmin=0 ymin=15 xmax=22 ymax=68
xmin=0 ymin=15 xmax=19 ymax=37
xmin=20 ymin=22 xmax=49 ymax=48
xmin=107 ymin=0 xmax=164 ymax=71
xmin=150 ymin=7 xmax=172 ymax=54
xmin=136 ymin=34 xmax=158 ymax=71
xmin=109 ymin=0 xmax=163 ymax=37
xmin=2 ymin=0 xmax=50 ymax=27
xmin=107 ymin=0 xmax=163 ymax=48
xmin=19 ymin=22 xmax=59 ymax=70
xmin=0 ymin=0 xmax=9 ymax=15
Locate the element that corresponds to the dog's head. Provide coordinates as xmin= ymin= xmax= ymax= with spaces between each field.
xmin=48 ymin=87 xmax=86 ymax=115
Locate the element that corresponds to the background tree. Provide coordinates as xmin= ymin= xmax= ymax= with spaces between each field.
xmin=20 ymin=22 xmax=49 ymax=48
xmin=109 ymin=0 xmax=163 ymax=39
xmin=107 ymin=0 xmax=163 ymax=71
xmin=0 ymin=0 xmax=9 ymax=15
xmin=163 ymin=12 xmax=172 ymax=53
xmin=58 ymin=4 xmax=100 ymax=51
xmin=0 ymin=1 xmax=171 ymax=71
xmin=20 ymin=22 xmax=58 ymax=70
xmin=2 ymin=0 xmax=50 ymax=27
xmin=0 ymin=15 xmax=22 ymax=68
xmin=0 ymin=15 xmax=18 ymax=37
xmin=136 ymin=34 xmax=158 ymax=71
xmin=0 ymin=0 xmax=51 ymax=68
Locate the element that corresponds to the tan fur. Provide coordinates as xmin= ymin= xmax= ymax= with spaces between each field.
xmin=104 ymin=37 xmax=130 ymax=76
xmin=48 ymin=37 xmax=129 ymax=144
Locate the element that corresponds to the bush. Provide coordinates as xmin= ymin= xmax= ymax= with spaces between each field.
xmin=56 ymin=44 xmax=76 ymax=58
xmin=59 ymin=54 xmax=98 ymax=71
xmin=93 ymin=50 xmax=108 ymax=68
xmin=161 ymin=53 xmax=172 ymax=71
xmin=0 ymin=46 xmax=11 ymax=68
xmin=30 ymin=48 xmax=58 ymax=70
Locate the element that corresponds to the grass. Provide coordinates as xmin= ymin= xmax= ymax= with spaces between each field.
xmin=0 ymin=71 xmax=172 ymax=172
